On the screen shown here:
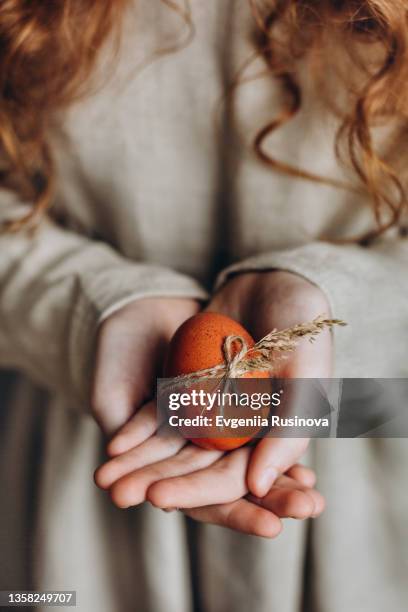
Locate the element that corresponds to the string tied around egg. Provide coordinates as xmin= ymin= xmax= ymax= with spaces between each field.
xmin=161 ymin=316 xmax=347 ymax=392
xmin=222 ymin=334 xmax=249 ymax=378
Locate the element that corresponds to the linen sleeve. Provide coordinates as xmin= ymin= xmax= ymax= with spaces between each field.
xmin=0 ymin=214 xmax=208 ymax=407
xmin=214 ymin=240 xmax=408 ymax=377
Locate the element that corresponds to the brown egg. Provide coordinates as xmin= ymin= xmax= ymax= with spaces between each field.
xmin=164 ymin=312 xmax=270 ymax=451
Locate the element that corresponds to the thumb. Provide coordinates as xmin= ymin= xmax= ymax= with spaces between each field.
xmin=247 ymin=437 xmax=310 ymax=498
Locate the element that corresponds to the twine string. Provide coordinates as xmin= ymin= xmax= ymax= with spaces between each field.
xmin=160 ymin=316 xmax=347 ymax=393
xmin=222 ymin=335 xmax=248 ymax=378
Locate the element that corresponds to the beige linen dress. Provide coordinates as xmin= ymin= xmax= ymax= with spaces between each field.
xmin=1 ymin=1 xmax=408 ymax=611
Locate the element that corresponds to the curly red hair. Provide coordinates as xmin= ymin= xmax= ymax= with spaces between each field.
xmin=0 ymin=0 xmax=128 ymax=231
xmin=1 ymin=0 xmax=408 ymax=242
xmin=250 ymin=0 xmax=408 ymax=242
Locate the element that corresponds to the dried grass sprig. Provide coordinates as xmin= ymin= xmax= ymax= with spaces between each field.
xmin=161 ymin=316 xmax=347 ymax=391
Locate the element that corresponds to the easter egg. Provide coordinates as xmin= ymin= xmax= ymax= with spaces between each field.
xmin=164 ymin=312 xmax=270 ymax=451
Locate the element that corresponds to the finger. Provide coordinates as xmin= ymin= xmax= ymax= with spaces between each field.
xmin=249 ymin=475 xmax=325 ymax=519
xmin=247 ymin=437 xmax=310 ymax=498
xmin=183 ymin=498 xmax=282 ymax=539
xmin=94 ymin=431 xmax=186 ymax=490
xmin=147 ymin=447 xmax=251 ymax=509
xmin=286 ymin=464 xmax=316 ymax=488
xmin=91 ymin=386 xmax=136 ymax=438
xmin=91 ymin=333 xmax=154 ymax=438
xmin=278 ymin=474 xmax=325 ymax=517
xmin=109 ymin=444 xmax=223 ymax=509
xmin=107 ymin=400 xmax=157 ymax=457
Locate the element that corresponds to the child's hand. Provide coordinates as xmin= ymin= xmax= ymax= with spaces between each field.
xmin=182 ymin=465 xmax=325 ymax=537
xmin=208 ymin=270 xmax=333 ymax=498
xmin=97 ymin=443 xmax=324 ymax=537
xmin=91 ymin=297 xmax=200 ymax=436
xmin=94 ymin=270 xmax=329 ymax=535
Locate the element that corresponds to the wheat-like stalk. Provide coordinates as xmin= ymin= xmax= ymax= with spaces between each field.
xmin=248 ymin=316 xmax=347 ymax=358
xmin=161 ymin=316 xmax=347 ymax=390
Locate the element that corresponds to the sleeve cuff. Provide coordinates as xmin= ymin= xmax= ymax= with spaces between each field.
xmin=214 ymin=241 xmax=408 ymax=377
xmin=69 ymin=247 xmax=208 ymax=406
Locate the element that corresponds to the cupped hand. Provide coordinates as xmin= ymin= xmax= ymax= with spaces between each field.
xmin=95 ymin=271 xmax=331 ymax=534
xmin=208 ymin=270 xmax=333 ymax=498
xmin=91 ymin=297 xmax=200 ymax=437
xmin=97 ymin=437 xmax=324 ymax=537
